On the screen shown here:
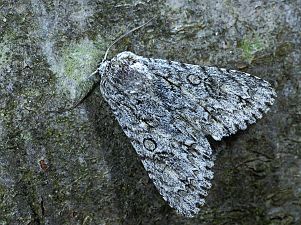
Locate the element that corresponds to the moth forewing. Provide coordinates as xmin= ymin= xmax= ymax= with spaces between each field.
xmin=99 ymin=51 xmax=276 ymax=217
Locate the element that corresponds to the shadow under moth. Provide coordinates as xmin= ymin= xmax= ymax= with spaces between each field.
xmin=96 ymin=51 xmax=276 ymax=217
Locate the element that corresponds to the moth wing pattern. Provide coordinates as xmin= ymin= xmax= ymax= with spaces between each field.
xmin=144 ymin=54 xmax=276 ymax=141
xmin=99 ymin=52 xmax=276 ymax=217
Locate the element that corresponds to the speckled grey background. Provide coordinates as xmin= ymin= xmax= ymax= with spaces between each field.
xmin=0 ymin=0 xmax=300 ymax=225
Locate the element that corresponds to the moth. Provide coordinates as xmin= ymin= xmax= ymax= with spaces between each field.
xmin=97 ymin=51 xmax=276 ymax=217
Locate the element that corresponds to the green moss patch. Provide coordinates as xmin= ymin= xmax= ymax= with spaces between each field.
xmin=61 ymin=38 xmax=101 ymax=82
xmin=238 ymin=36 xmax=267 ymax=63
xmin=52 ymin=36 xmax=107 ymax=100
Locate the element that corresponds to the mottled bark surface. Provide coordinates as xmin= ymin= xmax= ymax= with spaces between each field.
xmin=0 ymin=1 xmax=300 ymax=225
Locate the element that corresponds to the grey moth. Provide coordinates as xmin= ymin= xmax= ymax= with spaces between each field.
xmin=98 ymin=51 xmax=276 ymax=217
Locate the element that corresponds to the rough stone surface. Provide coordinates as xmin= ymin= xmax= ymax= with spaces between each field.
xmin=0 ymin=0 xmax=300 ymax=224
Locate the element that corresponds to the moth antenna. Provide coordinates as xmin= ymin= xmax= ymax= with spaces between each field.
xmin=101 ymin=17 xmax=155 ymax=63
xmin=47 ymin=81 xmax=100 ymax=114
xmin=88 ymin=68 xmax=99 ymax=79
xmin=86 ymin=68 xmax=101 ymax=81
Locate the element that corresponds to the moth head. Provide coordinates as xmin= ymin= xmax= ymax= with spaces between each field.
xmin=115 ymin=51 xmax=138 ymax=61
xmin=98 ymin=61 xmax=110 ymax=80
